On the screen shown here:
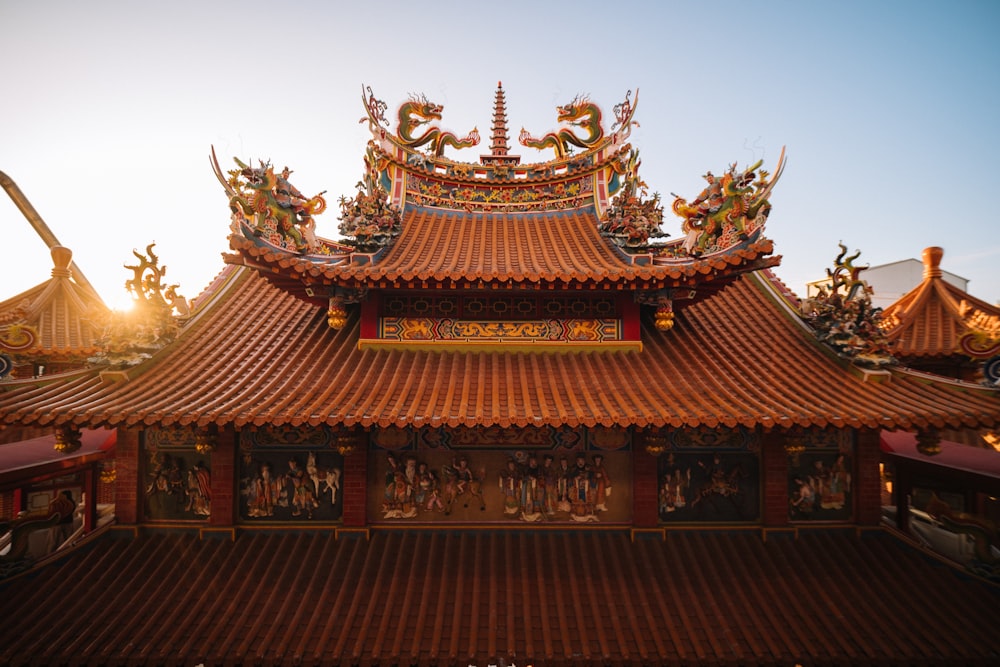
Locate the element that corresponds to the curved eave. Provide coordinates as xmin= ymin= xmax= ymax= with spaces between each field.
xmin=228 ymin=207 xmax=779 ymax=299
xmin=3 ymin=267 xmax=997 ymax=434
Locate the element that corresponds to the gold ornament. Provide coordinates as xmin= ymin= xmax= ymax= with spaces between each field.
xmin=327 ymin=297 xmax=347 ymax=330
xmin=655 ymin=299 xmax=674 ymax=331
xmin=99 ymin=463 xmax=117 ymax=484
xmin=194 ymin=428 xmax=217 ymax=455
xmin=54 ymin=427 xmax=82 ymax=454
xmin=915 ymin=428 xmax=942 ymax=456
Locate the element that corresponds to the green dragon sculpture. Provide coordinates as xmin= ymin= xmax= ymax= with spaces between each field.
xmin=396 ymin=94 xmax=480 ymax=157
xmin=519 ymin=94 xmax=606 ymax=158
xmin=222 ymin=156 xmax=327 ymax=253
xmin=671 ymin=148 xmax=786 ymax=256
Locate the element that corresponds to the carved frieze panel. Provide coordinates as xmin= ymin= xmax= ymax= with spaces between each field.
xmin=142 ymin=428 xmax=211 ymax=522
xmin=786 ymin=428 xmax=854 ymax=522
xmin=369 ymin=426 xmax=631 ymax=525
xmin=237 ymin=425 xmax=346 ymax=523
xmin=654 ymin=427 xmax=760 ymax=523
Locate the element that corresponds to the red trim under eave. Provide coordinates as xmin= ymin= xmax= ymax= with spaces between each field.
xmin=360 ymin=294 xmax=379 ymax=339
xmin=620 ymin=295 xmax=641 ymax=340
xmin=880 ymin=430 xmax=1000 ymax=479
xmin=0 ymin=428 xmax=116 ymax=489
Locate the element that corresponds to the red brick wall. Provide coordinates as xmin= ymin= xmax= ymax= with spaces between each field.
xmin=761 ymin=430 xmax=789 ymax=527
xmin=855 ymin=429 xmax=882 ymax=526
xmin=632 ymin=434 xmax=660 ymax=527
xmin=115 ymin=428 xmax=140 ymax=524
xmin=0 ymin=490 xmax=15 ymax=520
xmin=97 ymin=473 xmax=116 ymax=505
xmin=341 ymin=431 xmax=368 ymax=527
xmin=209 ymin=428 xmax=237 ymax=526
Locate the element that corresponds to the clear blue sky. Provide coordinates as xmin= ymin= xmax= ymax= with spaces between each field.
xmin=2 ymin=0 xmax=999 ymax=309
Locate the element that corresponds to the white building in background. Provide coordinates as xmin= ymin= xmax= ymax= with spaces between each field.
xmin=806 ymin=250 xmax=969 ymax=311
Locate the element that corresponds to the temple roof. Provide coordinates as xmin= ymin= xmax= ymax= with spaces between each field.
xmin=881 ymin=247 xmax=1000 ymax=359
xmin=2 ymin=265 xmax=997 ymax=432
xmin=1 ymin=529 xmax=998 ymax=666
xmin=217 ymin=87 xmax=787 ymax=304
xmin=228 ymin=205 xmax=779 ymax=298
xmin=0 ymin=246 xmax=109 ymax=364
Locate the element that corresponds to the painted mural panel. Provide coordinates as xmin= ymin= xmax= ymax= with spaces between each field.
xmin=143 ymin=427 xmax=212 ymax=521
xmin=237 ymin=426 xmax=345 ymax=523
xmin=787 ymin=429 xmax=854 ymax=522
xmin=656 ymin=427 xmax=760 ymax=523
xmin=368 ymin=426 xmax=631 ymax=524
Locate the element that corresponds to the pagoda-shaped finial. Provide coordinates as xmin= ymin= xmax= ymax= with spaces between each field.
xmin=922 ymin=246 xmax=944 ymax=279
xmin=50 ymin=245 xmax=73 ymax=279
xmin=480 ymin=81 xmax=521 ymax=167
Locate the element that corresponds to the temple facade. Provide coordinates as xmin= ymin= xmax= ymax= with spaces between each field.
xmin=2 ymin=84 xmax=1000 ymax=666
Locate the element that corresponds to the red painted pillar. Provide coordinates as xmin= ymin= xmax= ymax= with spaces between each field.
xmin=12 ymin=487 xmax=25 ymax=515
xmin=632 ymin=432 xmax=661 ymax=528
xmin=340 ymin=429 xmax=368 ymax=527
xmin=855 ymin=429 xmax=882 ymax=526
xmin=761 ymin=430 xmax=789 ymax=527
xmin=209 ymin=427 xmax=237 ymax=527
xmin=115 ymin=428 xmax=140 ymax=525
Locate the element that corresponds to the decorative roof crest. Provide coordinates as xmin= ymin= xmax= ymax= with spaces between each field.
xmin=361 ymin=84 xmax=480 ymax=158
xmin=669 ymin=148 xmax=786 ymax=258
xmin=87 ymin=244 xmax=190 ymax=367
xmin=211 ymin=148 xmax=327 ymax=254
xmin=336 ymin=154 xmax=402 ymax=253
xmin=598 ymin=149 xmax=668 ymax=251
xmin=360 ymin=84 xmax=638 ymax=169
xmin=800 ymin=243 xmax=896 ymax=368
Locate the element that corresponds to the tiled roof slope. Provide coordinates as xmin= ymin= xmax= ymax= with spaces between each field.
xmin=1 ymin=267 xmax=998 ymax=431
xmin=1 ymin=530 xmax=998 ymax=666
xmin=0 ymin=246 xmax=108 ymax=360
xmin=882 ymin=247 xmax=1000 ymax=358
xmin=230 ymin=206 xmax=779 ymax=290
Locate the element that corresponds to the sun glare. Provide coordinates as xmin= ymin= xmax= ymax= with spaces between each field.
xmin=108 ymin=294 xmax=136 ymax=313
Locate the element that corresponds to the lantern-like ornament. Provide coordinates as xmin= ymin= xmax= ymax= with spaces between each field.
xmin=783 ymin=428 xmax=808 ymax=465
xmin=195 ymin=428 xmax=217 ymax=455
xmin=655 ymin=297 xmax=674 ymax=331
xmin=915 ymin=428 xmax=942 ymax=456
xmin=327 ymin=296 xmax=347 ymax=330
xmin=335 ymin=432 xmax=356 ymax=457
xmin=99 ymin=461 xmax=117 ymax=484
xmin=54 ymin=426 xmax=82 ymax=454
xmin=644 ymin=432 xmax=667 ymax=456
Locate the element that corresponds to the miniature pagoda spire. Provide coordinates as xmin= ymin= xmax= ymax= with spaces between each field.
xmin=480 ymin=81 xmax=520 ymax=166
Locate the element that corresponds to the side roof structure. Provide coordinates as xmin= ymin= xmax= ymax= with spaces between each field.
xmin=881 ymin=246 xmax=1000 ymax=361
xmin=0 ymin=246 xmax=108 ymax=369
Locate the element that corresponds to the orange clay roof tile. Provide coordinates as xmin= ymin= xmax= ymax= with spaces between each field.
xmin=882 ymin=247 xmax=1000 ymax=358
xmin=0 ymin=248 xmax=108 ymax=360
xmin=228 ymin=206 xmax=779 ymax=291
xmin=2 ymin=531 xmax=999 ymax=665
xmin=2 ymin=266 xmax=998 ymax=432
